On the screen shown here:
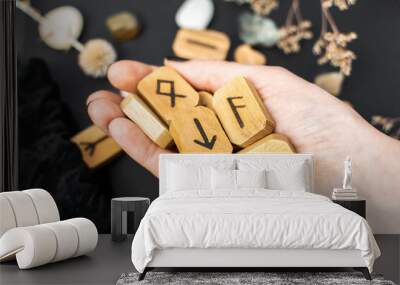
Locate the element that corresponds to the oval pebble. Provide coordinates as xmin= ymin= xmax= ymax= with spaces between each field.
xmin=175 ymin=0 xmax=214 ymax=30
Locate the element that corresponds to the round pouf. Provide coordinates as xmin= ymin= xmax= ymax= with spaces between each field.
xmin=111 ymin=197 xmax=150 ymax=242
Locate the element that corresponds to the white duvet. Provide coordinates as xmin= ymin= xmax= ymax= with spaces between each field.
xmin=131 ymin=189 xmax=380 ymax=273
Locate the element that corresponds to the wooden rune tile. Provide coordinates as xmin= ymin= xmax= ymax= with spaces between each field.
xmin=198 ymin=91 xmax=214 ymax=111
xmin=137 ymin=66 xmax=199 ymax=124
xmin=239 ymin=133 xmax=295 ymax=154
xmin=213 ymin=76 xmax=275 ymax=148
xmin=234 ymin=44 xmax=266 ymax=65
xmin=169 ymin=106 xmax=232 ymax=153
xmin=172 ymin=29 xmax=230 ymax=60
xmin=120 ymin=92 xmax=173 ymax=148
xmin=71 ymin=125 xmax=122 ymax=169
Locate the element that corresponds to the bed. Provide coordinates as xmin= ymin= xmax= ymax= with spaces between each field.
xmin=131 ymin=154 xmax=380 ymax=281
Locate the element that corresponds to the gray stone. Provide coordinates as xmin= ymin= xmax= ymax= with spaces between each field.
xmin=239 ymin=12 xmax=279 ymax=47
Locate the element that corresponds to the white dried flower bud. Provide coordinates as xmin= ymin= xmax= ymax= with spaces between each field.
xmin=78 ymin=39 xmax=117 ymax=78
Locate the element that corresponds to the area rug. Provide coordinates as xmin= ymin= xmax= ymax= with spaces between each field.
xmin=116 ymin=272 xmax=396 ymax=285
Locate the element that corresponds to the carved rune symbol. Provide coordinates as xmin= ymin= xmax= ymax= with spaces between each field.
xmin=156 ymin=80 xmax=186 ymax=107
xmin=79 ymin=135 xmax=108 ymax=156
xmin=193 ymin=118 xmax=217 ymax=150
xmin=227 ymin=96 xmax=246 ymax=128
xmin=186 ymin=38 xmax=217 ymax=50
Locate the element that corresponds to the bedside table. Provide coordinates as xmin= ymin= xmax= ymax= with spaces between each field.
xmin=111 ymin=197 xmax=150 ymax=242
xmin=332 ymin=198 xmax=366 ymax=218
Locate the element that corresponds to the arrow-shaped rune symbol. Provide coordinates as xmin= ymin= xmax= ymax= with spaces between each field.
xmin=193 ymin=118 xmax=217 ymax=150
xmin=79 ymin=135 xmax=108 ymax=156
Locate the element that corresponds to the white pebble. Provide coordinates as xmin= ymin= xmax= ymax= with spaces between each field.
xmin=175 ymin=0 xmax=214 ymax=30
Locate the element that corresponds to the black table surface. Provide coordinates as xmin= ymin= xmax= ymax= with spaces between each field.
xmin=11 ymin=3 xmax=400 ymax=283
xmin=16 ymin=0 xmax=400 ymax=201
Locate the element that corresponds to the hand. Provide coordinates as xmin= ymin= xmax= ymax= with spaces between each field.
xmin=87 ymin=60 xmax=400 ymax=232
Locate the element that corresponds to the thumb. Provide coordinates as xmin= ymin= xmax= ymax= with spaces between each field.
xmin=164 ymin=60 xmax=271 ymax=93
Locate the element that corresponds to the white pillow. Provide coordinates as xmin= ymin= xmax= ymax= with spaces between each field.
xmin=236 ymin=169 xmax=267 ymax=189
xmin=167 ymin=163 xmax=211 ymax=191
xmin=166 ymin=160 xmax=235 ymax=192
xmin=268 ymin=164 xmax=307 ymax=191
xmin=237 ymin=159 xmax=308 ymax=191
xmin=211 ymin=169 xmax=267 ymax=190
xmin=211 ymin=168 xmax=236 ymax=190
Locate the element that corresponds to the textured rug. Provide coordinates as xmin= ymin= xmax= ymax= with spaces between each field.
xmin=116 ymin=272 xmax=396 ymax=285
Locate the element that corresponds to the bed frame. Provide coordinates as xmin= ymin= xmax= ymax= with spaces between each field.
xmin=139 ymin=154 xmax=371 ymax=281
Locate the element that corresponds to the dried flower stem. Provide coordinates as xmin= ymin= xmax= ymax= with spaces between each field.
xmin=285 ymin=1 xmax=295 ymax=27
xmin=313 ymin=0 xmax=357 ymax=76
xmin=322 ymin=5 xmax=339 ymax=34
xmin=321 ymin=4 xmax=327 ymax=35
xmin=285 ymin=0 xmax=303 ymax=28
xmin=293 ymin=0 xmax=303 ymax=23
xmin=278 ymin=0 xmax=313 ymax=54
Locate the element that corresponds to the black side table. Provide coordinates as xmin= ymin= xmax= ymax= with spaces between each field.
xmin=111 ymin=197 xmax=150 ymax=242
xmin=333 ymin=198 xmax=366 ymax=218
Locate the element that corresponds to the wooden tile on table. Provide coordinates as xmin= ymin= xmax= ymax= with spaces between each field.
xmin=172 ymin=29 xmax=230 ymax=61
xmin=71 ymin=125 xmax=122 ymax=169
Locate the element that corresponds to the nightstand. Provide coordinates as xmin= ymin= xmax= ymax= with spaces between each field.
xmin=332 ymin=198 xmax=366 ymax=218
xmin=111 ymin=197 xmax=150 ymax=242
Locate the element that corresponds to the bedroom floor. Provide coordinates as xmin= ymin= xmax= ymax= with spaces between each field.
xmin=374 ymin=235 xmax=400 ymax=284
xmin=0 ymin=235 xmax=398 ymax=284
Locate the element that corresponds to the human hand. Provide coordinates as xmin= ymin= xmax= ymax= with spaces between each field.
xmin=87 ymin=60 xmax=400 ymax=232
xmin=86 ymin=59 xmax=371 ymax=177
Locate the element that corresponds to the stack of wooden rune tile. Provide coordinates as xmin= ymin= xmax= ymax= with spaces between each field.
xmin=120 ymin=66 xmax=295 ymax=154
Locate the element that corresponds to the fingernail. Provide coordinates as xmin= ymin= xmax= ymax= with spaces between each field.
xmin=86 ymin=97 xmax=98 ymax=107
xmin=164 ymin=56 xmax=187 ymax=62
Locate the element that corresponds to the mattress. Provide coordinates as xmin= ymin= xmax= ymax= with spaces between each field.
xmin=131 ymin=189 xmax=380 ymax=273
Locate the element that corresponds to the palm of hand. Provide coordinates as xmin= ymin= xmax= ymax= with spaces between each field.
xmin=87 ymin=60 xmax=379 ymax=196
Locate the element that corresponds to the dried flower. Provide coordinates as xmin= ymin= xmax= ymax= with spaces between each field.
xmin=250 ymin=0 xmax=279 ymax=15
xmin=79 ymin=39 xmax=117 ymax=78
xmin=225 ymin=0 xmax=278 ymax=16
xmin=278 ymin=20 xmax=313 ymax=54
xmin=322 ymin=0 xmax=357 ymax=10
xmin=313 ymin=32 xmax=357 ymax=76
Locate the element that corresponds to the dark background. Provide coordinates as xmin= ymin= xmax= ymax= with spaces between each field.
xmin=16 ymin=0 xmax=400 ymax=206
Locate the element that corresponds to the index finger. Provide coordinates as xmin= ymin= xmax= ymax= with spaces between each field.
xmin=107 ymin=60 xmax=156 ymax=93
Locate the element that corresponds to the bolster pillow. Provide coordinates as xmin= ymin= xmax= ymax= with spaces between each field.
xmin=0 ymin=218 xmax=98 ymax=269
xmin=0 ymin=189 xmax=60 ymax=237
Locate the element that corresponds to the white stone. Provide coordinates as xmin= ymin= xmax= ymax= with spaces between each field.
xmin=175 ymin=0 xmax=214 ymax=30
xmin=39 ymin=6 xmax=83 ymax=51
